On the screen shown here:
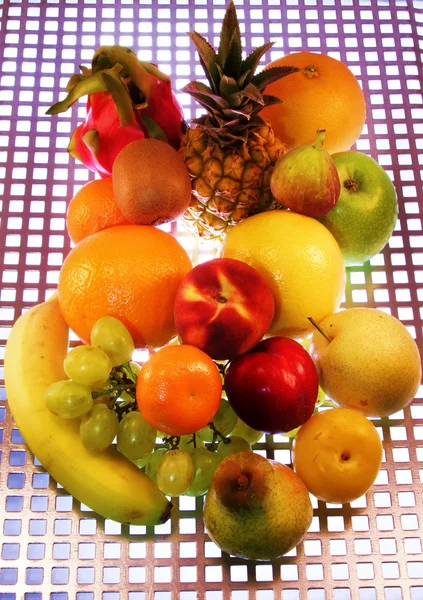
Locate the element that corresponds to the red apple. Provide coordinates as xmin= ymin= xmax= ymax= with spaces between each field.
xmin=224 ymin=337 xmax=319 ymax=434
xmin=174 ymin=258 xmax=275 ymax=360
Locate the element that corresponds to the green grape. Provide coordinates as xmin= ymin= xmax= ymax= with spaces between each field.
xmin=157 ymin=449 xmax=194 ymax=497
xmin=45 ymin=380 xmax=93 ymax=419
xmin=231 ymin=418 xmax=264 ymax=445
xmin=145 ymin=447 xmax=168 ymax=483
xmin=117 ymin=410 xmax=156 ymax=461
xmin=80 ymin=404 xmax=119 ymax=452
xmin=90 ymin=316 xmax=135 ymax=367
xmin=178 ymin=435 xmax=204 ymax=455
xmin=216 ymin=436 xmax=252 ymax=460
xmin=64 ymin=345 xmax=112 ymax=387
xmin=185 ymin=447 xmax=221 ymax=497
xmin=197 ymin=398 xmax=238 ymax=442
xmin=132 ymin=453 xmax=152 ymax=469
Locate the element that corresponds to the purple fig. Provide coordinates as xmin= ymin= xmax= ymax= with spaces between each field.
xmin=270 ymin=129 xmax=341 ymax=217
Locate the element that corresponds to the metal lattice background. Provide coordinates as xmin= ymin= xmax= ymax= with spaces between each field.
xmin=1 ymin=0 xmax=423 ymax=598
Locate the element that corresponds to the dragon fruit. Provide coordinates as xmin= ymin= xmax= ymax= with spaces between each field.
xmin=47 ymin=46 xmax=185 ymax=178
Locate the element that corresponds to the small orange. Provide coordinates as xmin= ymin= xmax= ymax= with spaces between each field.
xmin=136 ymin=345 xmax=222 ymax=436
xmin=67 ymin=178 xmax=130 ymax=244
xmin=260 ymin=52 xmax=366 ymax=154
xmin=58 ymin=224 xmax=192 ymax=348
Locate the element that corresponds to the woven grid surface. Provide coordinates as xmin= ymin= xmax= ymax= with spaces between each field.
xmin=1 ymin=0 xmax=423 ymax=598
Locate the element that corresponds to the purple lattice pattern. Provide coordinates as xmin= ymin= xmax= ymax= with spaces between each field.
xmin=1 ymin=1 xmax=423 ymax=598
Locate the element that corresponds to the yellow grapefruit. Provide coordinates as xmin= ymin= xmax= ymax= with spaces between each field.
xmin=220 ymin=210 xmax=346 ymax=337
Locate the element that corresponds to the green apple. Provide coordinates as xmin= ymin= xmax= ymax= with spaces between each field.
xmin=318 ymin=151 xmax=398 ymax=266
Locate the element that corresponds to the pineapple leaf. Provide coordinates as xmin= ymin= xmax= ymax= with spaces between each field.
xmin=251 ymin=65 xmax=299 ymax=91
xmin=240 ymin=42 xmax=274 ymax=83
xmin=237 ymin=69 xmax=251 ymax=89
xmin=219 ymin=76 xmax=239 ymax=97
xmin=217 ymin=1 xmax=241 ymax=66
xmin=223 ymin=29 xmax=243 ymax=79
xmin=188 ymin=31 xmax=220 ymax=93
xmin=182 ymin=81 xmax=229 ymax=111
xmin=262 ymin=94 xmax=284 ymax=107
xmin=239 ymin=82 xmax=264 ymax=105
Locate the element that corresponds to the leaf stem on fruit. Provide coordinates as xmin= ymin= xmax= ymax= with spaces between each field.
xmin=313 ymin=129 xmax=326 ymax=151
xmin=307 ymin=316 xmax=332 ymax=343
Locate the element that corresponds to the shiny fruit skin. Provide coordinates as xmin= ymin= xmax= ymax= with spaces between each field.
xmin=318 ymin=151 xmax=398 ymax=266
xmin=260 ymin=52 xmax=366 ymax=154
xmin=220 ymin=210 xmax=345 ymax=337
xmin=225 ymin=337 xmax=319 ymax=434
xmin=293 ymin=408 xmax=383 ymax=504
xmin=174 ymin=258 xmax=275 ymax=360
xmin=311 ymin=308 xmax=422 ymax=417
xmin=203 ymin=452 xmax=313 ymax=561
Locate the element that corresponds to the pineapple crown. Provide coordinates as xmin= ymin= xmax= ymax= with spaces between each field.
xmin=183 ymin=1 xmax=298 ymax=147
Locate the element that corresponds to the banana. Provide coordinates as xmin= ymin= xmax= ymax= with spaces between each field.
xmin=4 ymin=295 xmax=172 ymax=526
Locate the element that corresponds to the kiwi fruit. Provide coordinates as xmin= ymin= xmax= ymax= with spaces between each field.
xmin=112 ymin=138 xmax=192 ymax=226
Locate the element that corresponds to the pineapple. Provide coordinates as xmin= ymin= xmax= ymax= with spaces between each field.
xmin=180 ymin=1 xmax=298 ymax=241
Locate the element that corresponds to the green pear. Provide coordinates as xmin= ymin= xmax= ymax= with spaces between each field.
xmin=203 ymin=452 xmax=313 ymax=561
xmin=311 ymin=308 xmax=422 ymax=417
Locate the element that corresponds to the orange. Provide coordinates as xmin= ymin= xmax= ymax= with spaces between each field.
xmin=58 ymin=225 xmax=192 ymax=348
xmin=260 ymin=52 xmax=366 ymax=154
xmin=136 ymin=345 xmax=222 ymax=436
xmin=67 ymin=178 xmax=130 ymax=244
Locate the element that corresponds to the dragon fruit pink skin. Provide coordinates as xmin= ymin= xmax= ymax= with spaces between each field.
xmin=69 ymin=92 xmax=149 ymax=178
xmin=47 ymin=46 xmax=185 ymax=178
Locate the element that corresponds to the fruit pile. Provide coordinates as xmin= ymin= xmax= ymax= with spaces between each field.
xmin=4 ymin=2 xmax=422 ymax=563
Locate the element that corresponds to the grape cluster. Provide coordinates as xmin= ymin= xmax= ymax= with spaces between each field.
xmin=44 ymin=317 xmax=264 ymax=498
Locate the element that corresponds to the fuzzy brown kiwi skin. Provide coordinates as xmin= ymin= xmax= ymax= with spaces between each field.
xmin=112 ymin=138 xmax=192 ymax=226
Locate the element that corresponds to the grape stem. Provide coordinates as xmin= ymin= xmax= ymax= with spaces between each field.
xmin=163 ymin=436 xmax=181 ymax=450
xmin=92 ymin=383 xmax=136 ymax=399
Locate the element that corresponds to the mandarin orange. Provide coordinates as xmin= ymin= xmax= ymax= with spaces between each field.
xmin=260 ymin=52 xmax=366 ymax=154
xmin=58 ymin=225 xmax=192 ymax=348
xmin=136 ymin=345 xmax=222 ymax=436
xmin=66 ymin=178 xmax=130 ymax=244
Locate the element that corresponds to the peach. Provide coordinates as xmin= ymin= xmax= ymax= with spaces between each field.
xmin=174 ymin=258 xmax=275 ymax=360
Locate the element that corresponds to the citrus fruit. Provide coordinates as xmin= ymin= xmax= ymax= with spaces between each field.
xmin=58 ymin=225 xmax=192 ymax=348
xmin=260 ymin=52 xmax=366 ymax=154
xmin=136 ymin=345 xmax=222 ymax=436
xmin=112 ymin=138 xmax=192 ymax=226
xmin=220 ymin=210 xmax=345 ymax=337
xmin=66 ymin=178 xmax=130 ymax=244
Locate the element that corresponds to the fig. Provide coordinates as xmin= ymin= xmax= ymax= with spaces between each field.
xmin=270 ymin=129 xmax=341 ymax=217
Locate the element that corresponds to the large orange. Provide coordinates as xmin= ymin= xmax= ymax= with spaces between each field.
xmin=58 ymin=225 xmax=192 ymax=348
xmin=136 ymin=345 xmax=222 ymax=436
xmin=67 ymin=178 xmax=130 ymax=244
xmin=260 ymin=52 xmax=366 ymax=154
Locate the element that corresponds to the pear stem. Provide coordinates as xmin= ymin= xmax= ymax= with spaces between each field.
xmin=313 ymin=129 xmax=326 ymax=151
xmin=307 ymin=317 xmax=332 ymax=343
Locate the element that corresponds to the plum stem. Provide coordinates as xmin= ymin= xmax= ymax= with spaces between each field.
xmin=308 ymin=317 xmax=332 ymax=343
